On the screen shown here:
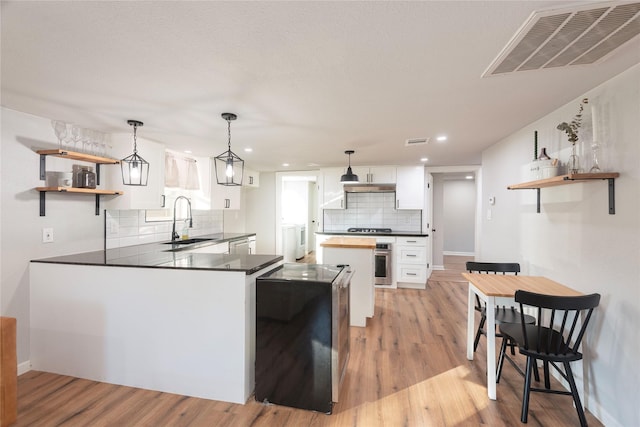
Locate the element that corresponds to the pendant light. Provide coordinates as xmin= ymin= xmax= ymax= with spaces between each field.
xmin=121 ymin=120 xmax=149 ymax=186
xmin=340 ymin=150 xmax=359 ymax=183
xmin=214 ymin=112 xmax=244 ymax=186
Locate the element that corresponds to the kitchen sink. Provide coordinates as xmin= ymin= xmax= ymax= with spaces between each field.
xmin=163 ymin=238 xmax=214 ymax=245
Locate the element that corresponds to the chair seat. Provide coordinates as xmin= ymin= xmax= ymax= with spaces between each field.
xmin=499 ymin=323 xmax=583 ymax=362
xmin=480 ymin=306 xmax=536 ymax=326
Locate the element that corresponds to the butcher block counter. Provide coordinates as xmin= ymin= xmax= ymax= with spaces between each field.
xmin=320 ymin=236 xmax=377 ymax=249
xmin=320 ymin=237 xmax=375 ymax=327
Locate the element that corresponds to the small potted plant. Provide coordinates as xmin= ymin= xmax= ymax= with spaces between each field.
xmin=557 ymin=98 xmax=588 ymax=174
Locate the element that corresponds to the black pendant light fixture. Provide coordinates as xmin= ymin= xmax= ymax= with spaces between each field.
xmin=214 ymin=112 xmax=244 ymax=186
xmin=340 ymin=150 xmax=359 ymax=183
xmin=121 ymin=120 xmax=149 ymax=186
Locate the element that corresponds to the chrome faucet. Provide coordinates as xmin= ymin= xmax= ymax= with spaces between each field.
xmin=172 ymin=196 xmax=193 ymax=241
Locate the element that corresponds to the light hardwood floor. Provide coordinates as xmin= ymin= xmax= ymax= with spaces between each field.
xmin=15 ymin=255 xmax=602 ymax=426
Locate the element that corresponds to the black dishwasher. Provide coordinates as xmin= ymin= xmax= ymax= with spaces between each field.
xmin=255 ymin=263 xmax=352 ymax=413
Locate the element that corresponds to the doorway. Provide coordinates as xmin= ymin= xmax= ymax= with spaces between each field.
xmin=427 ymin=166 xmax=481 ymax=270
xmin=275 ymin=172 xmax=319 ymax=260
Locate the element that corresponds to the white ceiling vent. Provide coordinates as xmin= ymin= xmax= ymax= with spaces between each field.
xmin=405 ymin=137 xmax=430 ymax=146
xmin=483 ymin=1 xmax=640 ymax=76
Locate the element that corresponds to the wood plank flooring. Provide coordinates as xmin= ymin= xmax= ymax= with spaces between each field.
xmin=15 ymin=255 xmax=602 ymax=426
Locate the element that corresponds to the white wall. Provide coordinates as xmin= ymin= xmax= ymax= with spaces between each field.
xmin=442 ymin=179 xmax=476 ymax=254
xmin=1 ymin=108 xmax=106 ymax=368
xmin=245 ymin=172 xmax=276 ymax=254
xmin=480 ymin=64 xmax=640 ymax=427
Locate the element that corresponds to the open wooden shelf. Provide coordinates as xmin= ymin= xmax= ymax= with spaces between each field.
xmin=36 ymin=149 xmax=123 ymax=216
xmin=36 ymin=149 xmax=120 ymax=164
xmin=35 ymin=187 xmax=123 ymax=195
xmin=508 ymin=172 xmax=619 ymax=214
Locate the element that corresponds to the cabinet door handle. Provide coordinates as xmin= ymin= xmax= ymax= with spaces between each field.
xmin=396 ymin=199 xmax=399 ymax=209
xmin=406 ymin=240 xmax=417 ymax=243
xmin=161 ymin=195 xmax=166 ymax=208
xmin=407 ymin=273 xmax=417 ymax=276
xmin=407 ymin=254 xmax=417 ymax=257
xmin=225 ymin=199 xmax=230 ymax=209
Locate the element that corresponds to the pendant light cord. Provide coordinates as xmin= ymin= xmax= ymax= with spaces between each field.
xmin=227 ymin=118 xmax=232 ymax=151
xmin=132 ymin=123 xmax=138 ymax=154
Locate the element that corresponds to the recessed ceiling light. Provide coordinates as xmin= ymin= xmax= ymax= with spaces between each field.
xmin=420 ymin=157 xmax=429 ymax=162
xmin=244 ymin=148 xmax=253 ymax=152
xmin=282 ymin=163 xmax=289 ymax=167
xmin=436 ymin=135 xmax=447 ymax=142
xmin=466 ymin=175 xmax=474 ymax=179
xmin=184 ymin=150 xmax=192 ymax=154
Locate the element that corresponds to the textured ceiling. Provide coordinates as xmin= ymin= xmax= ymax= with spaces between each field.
xmin=2 ymin=1 xmax=639 ymax=172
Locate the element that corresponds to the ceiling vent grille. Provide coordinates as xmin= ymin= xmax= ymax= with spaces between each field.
xmin=483 ymin=1 xmax=640 ymax=76
xmin=405 ymin=137 xmax=430 ymax=146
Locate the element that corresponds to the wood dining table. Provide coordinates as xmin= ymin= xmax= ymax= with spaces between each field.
xmin=462 ymin=273 xmax=583 ymax=400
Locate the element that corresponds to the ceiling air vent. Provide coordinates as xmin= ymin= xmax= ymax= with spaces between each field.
xmin=483 ymin=1 xmax=640 ymax=77
xmin=405 ymin=137 xmax=430 ymax=146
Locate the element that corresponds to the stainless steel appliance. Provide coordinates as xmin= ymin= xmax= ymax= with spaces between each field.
xmin=374 ymin=243 xmax=393 ymax=286
xmin=347 ymin=227 xmax=392 ymax=234
xmin=255 ymin=264 xmax=352 ymax=413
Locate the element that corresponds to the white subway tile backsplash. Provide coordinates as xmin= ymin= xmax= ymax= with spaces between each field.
xmin=105 ymin=208 xmax=224 ymax=248
xmin=323 ymin=192 xmax=421 ymax=232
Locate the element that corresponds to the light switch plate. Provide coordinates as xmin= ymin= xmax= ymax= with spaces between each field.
xmin=42 ymin=227 xmax=54 ymax=243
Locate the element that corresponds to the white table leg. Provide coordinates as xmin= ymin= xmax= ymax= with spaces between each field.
xmin=486 ymin=296 xmax=497 ymax=400
xmin=467 ymin=285 xmax=475 ymax=360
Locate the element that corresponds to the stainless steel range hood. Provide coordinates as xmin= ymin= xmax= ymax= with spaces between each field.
xmin=343 ymin=184 xmax=396 ymax=193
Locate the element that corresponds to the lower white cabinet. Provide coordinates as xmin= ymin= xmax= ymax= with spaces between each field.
xmin=186 ymin=242 xmax=229 ymax=254
xmin=395 ymin=236 xmax=427 ymax=289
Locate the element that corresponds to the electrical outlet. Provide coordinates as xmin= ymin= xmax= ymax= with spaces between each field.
xmin=42 ymin=227 xmax=54 ymax=243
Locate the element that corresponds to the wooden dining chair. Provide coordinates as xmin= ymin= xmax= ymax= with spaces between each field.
xmin=466 ymin=262 xmax=536 ymax=354
xmin=497 ymin=290 xmax=601 ymax=427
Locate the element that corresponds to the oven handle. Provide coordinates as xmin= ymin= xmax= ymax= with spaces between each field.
xmin=340 ymin=269 xmax=355 ymax=287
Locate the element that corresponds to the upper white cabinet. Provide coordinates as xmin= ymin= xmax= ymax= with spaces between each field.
xmin=395 ymin=166 xmax=424 ymax=210
xmin=351 ymin=166 xmax=396 ymax=184
xmin=210 ymin=158 xmax=241 ymax=209
xmin=243 ymin=168 xmax=260 ymax=188
xmin=321 ymin=168 xmax=346 ymax=209
xmin=106 ymin=135 xmax=165 ymax=210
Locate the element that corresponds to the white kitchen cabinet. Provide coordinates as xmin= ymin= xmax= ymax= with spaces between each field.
xmin=185 ymin=241 xmax=229 ymax=254
xmin=106 ymin=135 xmax=166 ymax=210
xmin=321 ymin=168 xmax=345 ymax=209
xmin=210 ymin=158 xmax=241 ymax=209
xmin=243 ymin=168 xmax=260 ymax=188
xmin=351 ymin=166 xmax=396 ymax=184
xmin=395 ymin=236 xmax=428 ymax=289
xmin=395 ymin=166 xmax=424 ymax=210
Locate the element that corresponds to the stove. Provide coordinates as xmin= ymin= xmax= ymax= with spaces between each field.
xmin=347 ymin=227 xmax=392 ymax=233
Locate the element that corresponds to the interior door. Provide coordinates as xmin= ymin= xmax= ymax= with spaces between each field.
xmin=425 ymin=172 xmax=434 ymax=279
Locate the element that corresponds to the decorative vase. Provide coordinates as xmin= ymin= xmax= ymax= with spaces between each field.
xmin=589 ymin=142 xmax=602 ymax=173
xmin=567 ymin=144 xmax=580 ymax=175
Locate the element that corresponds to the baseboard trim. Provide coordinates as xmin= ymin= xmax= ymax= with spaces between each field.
xmin=432 ymin=265 xmax=445 ymax=270
xmin=18 ymin=360 xmax=31 ymax=376
xmin=585 ymin=394 xmax=621 ymax=427
xmin=443 ymin=251 xmax=475 ymax=256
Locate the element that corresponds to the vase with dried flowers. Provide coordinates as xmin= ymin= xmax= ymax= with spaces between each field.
xmin=557 ymin=98 xmax=588 ymax=174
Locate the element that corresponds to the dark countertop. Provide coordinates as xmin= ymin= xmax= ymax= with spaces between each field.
xmin=31 ymin=233 xmax=283 ymax=275
xmin=316 ymin=231 xmax=429 ymax=237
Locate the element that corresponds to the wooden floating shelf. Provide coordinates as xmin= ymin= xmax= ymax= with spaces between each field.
xmin=35 ymin=187 xmax=123 ymax=195
xmin=36 ymin=149 xmax=120 ymax=164
xmin=507 ymin=173 xmax=620 ymax=190
xmin=508 ymin=172 xmax=619 ymax=214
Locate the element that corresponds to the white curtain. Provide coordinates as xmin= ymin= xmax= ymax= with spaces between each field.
xmin=165 ymin=152 xmax=200 ymax=190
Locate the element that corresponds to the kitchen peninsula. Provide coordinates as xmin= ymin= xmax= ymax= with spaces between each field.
xmin=29 ymin=238 xmax=283 ymax=404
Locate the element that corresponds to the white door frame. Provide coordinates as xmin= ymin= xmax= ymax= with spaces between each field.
xmin=425 ymin=165 xmax=482 ymax=268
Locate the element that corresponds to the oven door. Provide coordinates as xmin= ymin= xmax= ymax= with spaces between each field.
xmin=374 ymin=247 xmax=392 ymax=286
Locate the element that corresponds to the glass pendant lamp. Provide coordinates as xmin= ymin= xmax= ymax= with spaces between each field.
xmin=214 ymin=113 xmax=244 ymax=186
xmin=121 ymin=120 xmax=149 ymax=186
